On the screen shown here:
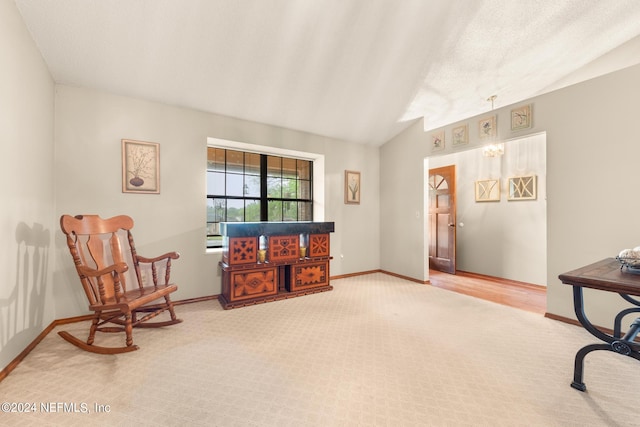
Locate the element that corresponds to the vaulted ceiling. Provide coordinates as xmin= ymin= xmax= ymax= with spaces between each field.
xmin=15 ymin=0 xmax=640 ymax=146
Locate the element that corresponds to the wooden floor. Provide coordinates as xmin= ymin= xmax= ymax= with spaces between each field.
xmin=428 ymin=269 xmax=547 ymax=314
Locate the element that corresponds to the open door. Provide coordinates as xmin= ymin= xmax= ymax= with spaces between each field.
xmin=428 ymin=165 xmax=456 ymax=274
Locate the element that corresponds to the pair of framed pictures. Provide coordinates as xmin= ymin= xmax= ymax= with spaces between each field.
xmin=474 ymin=175 xmax=537 ymax=202
xmin=431 ymin=126 xmax=467 ymax=152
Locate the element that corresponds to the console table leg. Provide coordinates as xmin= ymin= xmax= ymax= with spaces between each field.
xmin=571 ymin=343 xmax=611 ymax=392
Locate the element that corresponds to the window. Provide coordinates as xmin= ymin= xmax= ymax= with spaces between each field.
xmin=207 ymin=148 xmax=313 ymax=248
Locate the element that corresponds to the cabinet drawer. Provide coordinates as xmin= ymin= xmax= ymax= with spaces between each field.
xmin=309 ymin=233 xmax=330 ymax=257
xmin=268 ymin=235 xmax=300 ymax=262
xmin=223 ymin=236 xmax=258 ymax=265
xmin=289 ymin=261 xmax=329 ymax=292
xmin=225 ymin=267 xmax=278 ymax=302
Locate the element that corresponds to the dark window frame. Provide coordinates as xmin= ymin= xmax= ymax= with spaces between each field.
xmin=207 ymin=148 xmax=313 ymax=248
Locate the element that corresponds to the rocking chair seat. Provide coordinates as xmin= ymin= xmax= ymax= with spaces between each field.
xmin=88 ymin=283 xmax=178 ymax=312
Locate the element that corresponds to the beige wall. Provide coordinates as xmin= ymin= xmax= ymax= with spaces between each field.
xmin=0 ymin=0 xmax=55 ymax=370
xmin=53 ymin=85 xmax=381 ymax=319
xmin=543 ymin=66 xmax=640 ymax=326
xmin=381 ymin=63 xmax=640 ymax=326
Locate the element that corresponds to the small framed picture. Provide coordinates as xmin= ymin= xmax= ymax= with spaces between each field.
xmin=511 ymin=104 xmax=532 ymax=131
xmin=344 ymin=170 xmax=361 ymax=204
xmin=479 ymin=116 xmax=497 ymax=139
xmin=475 ymin=179 xmax=500 ymax=202
xmin=431 ymin=131 xmax=445 ymax=151
xmin=452 ymin=124 xmax=468 ymax=146
xmin=508 ymin=175 xmax=537 ymax=200
xmin=122 ymin=139 xmax=160 ymax=194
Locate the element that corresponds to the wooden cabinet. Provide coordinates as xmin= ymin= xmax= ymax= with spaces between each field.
xmin=219 ymin=222 xmax=334 ymax=309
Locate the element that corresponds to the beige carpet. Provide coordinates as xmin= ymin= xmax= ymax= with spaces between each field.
xmin=1 ymin=272 xmax=639 ymax=427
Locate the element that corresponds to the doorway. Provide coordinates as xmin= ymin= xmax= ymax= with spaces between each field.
xmin=428 ymin=165 xmax=456 ymax=274
xmin=425 ymin=133 xmax=547 ymax=286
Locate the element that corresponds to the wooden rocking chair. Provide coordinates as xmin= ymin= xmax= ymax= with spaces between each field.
xmin=59 ymin=214 xmax=182 ymax=354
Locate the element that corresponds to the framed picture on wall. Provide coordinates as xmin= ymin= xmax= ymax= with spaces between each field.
xmin=479 ymin=115 xmax=497 ymax=139
xmin=511 ymin=104 xmax=532 ymax=131
xmin=431 ymin=131 xmax=445 ymax=151
xmin=344 ymin=170 xmax=361 ymax=204
xmin=508 ymin=175 xmax=537 ymax=200
xmin=475 ymin=179 xmax=500 ymax=202
xmin=452 ymin=124 xmax=468 ymax=146
xmin=122 ymin=139 xmax=160 ymax=194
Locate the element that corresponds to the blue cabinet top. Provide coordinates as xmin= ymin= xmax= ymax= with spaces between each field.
xmin=220 ymin=222 xmax=335 ymax=237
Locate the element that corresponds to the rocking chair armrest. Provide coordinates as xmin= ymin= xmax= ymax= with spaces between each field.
xmin=78 ymin=262 xmax=129 ymax=278
xmin=136 ymin=252 xmax=180 ymax=264
xmin=77 ymin=262 xmax=129 ymax=304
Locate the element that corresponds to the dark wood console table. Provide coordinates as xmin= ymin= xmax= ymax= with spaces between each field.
xmin=218 ymin=222 xmax=335 ymax=309
xmin=559 ymin=258 xmax=640 ymax=391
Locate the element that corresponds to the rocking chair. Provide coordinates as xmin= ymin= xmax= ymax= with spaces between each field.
xmin=59 ymin=214 xmax=182 ymax=354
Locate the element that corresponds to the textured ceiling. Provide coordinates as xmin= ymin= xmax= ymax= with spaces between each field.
xmin=14 ymin=0 xmax=640 ymax=146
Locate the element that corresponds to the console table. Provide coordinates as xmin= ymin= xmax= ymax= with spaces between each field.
xmin=559 ymin=258 xmax=640 ymax=391
xmin=218 ymin=222 xmax=335 ymax=309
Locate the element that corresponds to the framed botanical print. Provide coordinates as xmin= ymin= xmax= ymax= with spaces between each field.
xmin=452 ymin=124 xmax=468 ymax=146
xmin=344 ymin=170 xmax=361 ymax=204
xmin=511 ymin=104 xmax=532 ymax=131
xmin=122 ymin=139 xmax=160 ymax=194
xmin=479 ymin=115 xmax=497 ymax=139
xmin=431 ymin=131 xmax=445 ymax=151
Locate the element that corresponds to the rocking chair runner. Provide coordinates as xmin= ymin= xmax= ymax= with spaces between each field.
xmin=59 ymin=214 xmax=182 ymax=354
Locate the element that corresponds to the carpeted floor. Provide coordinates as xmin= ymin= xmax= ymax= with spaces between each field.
xmin=1 ymin=272 xmax=639 ymax=426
